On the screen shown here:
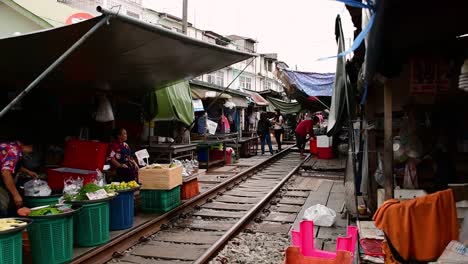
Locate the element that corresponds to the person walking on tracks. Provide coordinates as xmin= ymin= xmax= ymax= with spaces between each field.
xmin=272 ymin=109 xmax=284 ymax=152
xmin=295 ymin=115 xmax=319 ymax=158
xmin=257 ymin=112 xmax=274 ymax=155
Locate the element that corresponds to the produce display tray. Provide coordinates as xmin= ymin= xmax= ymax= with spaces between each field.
xmin=65 ymin=194 xmax=117 ymax=205
xmin=114 ymin=187 xmax=140 ymax=193
xmin=0 ymin=218 xmax=32 ymax=236
xmin=27 ymin=204 xmax=82 ymax=220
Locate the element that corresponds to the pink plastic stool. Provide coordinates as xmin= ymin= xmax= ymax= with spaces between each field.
xmin=291 ymin=220 xmax=358 ymax=258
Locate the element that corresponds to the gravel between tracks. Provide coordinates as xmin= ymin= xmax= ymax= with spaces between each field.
xmin=209 ymin=232 xmax=289 ymax=264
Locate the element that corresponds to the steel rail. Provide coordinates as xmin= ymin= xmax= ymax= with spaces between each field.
xmin=193 ymin=153 xmax=311 ymax=264
xmin=71 ymin=146 xmax=296 ymax=264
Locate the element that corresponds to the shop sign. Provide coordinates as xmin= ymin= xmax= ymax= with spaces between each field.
xmin=66 ymin=13 xmax=94 ymax=25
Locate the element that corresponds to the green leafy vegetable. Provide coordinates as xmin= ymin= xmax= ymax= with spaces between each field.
xmin=29 ymin=207 xmax=62 ymax=216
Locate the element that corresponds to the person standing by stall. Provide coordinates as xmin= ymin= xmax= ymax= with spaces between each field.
xmin=295 ymin=115 xmax=319 ymax=158
xmin=257 ymin=112 xmax=274 ymax=155
xmin=0 ymin=141 xmax=37 ymax=217
xmin=272 ymin=109 xmax=284 ymax=152
xmin=108 ymin=128 xmax=139 ymax=182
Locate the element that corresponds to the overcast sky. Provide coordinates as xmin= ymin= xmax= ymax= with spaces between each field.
xmin=143 ymin=0 xmax=355 ymax=73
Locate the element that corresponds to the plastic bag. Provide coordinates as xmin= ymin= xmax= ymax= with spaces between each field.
xmin=303 ymin=204 xmax=336 ymax=227
xmin=95 ymin=96 xmax=114 ymax=122
xmin=63 ymin=177 xmax=83 ymax=196
xmin=94 ymin=169 xmax=106 ymax=187
xmin=24 ymin=179 xmax=51 ymax=196
xmin=374 ymin=152 xmax=384 ymax=187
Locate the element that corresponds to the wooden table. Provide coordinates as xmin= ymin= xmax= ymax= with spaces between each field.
xmin=226 ymin=136 xmax=258 ymax=158
xmin=141 ymin=143 xmax=197 ymax=163
xmin=193 ymin=140 xmax=227 ymax=170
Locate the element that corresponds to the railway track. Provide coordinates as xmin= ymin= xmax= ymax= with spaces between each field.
xmin=72 ymin=148 xmax=309 ymax=264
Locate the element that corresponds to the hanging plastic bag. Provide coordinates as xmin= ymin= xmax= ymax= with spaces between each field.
xmin=374 ymin=152 xmax=384 ymax=187
xmin=403 ymin=159 xmax=418 ymax=189
xmin=95 ymin=96 xmax=115 ymax=122
xmin=24 ymin=179 xmax=52 ymax=197
xmin=303 ymin=204 xmax=336 ymax=227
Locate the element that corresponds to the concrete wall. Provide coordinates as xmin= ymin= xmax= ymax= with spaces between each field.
xmin=0 ymin=2 xmax=43 ymax=38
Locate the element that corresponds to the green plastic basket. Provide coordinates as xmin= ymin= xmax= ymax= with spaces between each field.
xmin=141 ymin=186 xmax=181 ymax=213
xmin=0 ymin=231 xmax=22 ymax=264
xmin=73 ymin=202 xmax=109 ymax=247
xmin=24 ymin=196 xmax=60 ymax=208
xmin=28 ymin=216 xmax=73 ymax=264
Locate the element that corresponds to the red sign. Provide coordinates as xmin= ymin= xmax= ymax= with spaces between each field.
xmin=66 ymin=13 xmax=94 ymax=25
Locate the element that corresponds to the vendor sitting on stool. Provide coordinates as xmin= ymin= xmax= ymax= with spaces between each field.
xmin=107 ymin=128 xmax=139 ymax=182
xmin=0 ymin=141 xmax=38 ymax=217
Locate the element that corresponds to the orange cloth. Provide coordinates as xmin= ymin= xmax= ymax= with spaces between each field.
xmin=373 ymin=189 xmax=459 ymax=262
xmin=283 ymin=247 xmax=353 ymax=264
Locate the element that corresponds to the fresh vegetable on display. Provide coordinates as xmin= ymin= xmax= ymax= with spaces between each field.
xmin=29 ymin=207 xmax=62 ymax=216
xmin=0 ymin=219 xmax=27 ymax=231
xmin=105 ymin=181 xmax=139 ymax=191
xmin=64 ymin=183 xmax=116 ymax=202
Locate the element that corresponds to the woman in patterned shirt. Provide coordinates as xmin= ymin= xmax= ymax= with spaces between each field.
xmin=0 ymin=141 xmax=37 ymax=217
xmin=107 ymin=128 xmax=139 ymax=182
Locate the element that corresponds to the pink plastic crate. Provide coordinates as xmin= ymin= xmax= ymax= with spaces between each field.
xmin=291 ymin=220 xmax=357 ymax=260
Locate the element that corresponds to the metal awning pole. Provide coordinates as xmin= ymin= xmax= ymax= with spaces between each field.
xmin=0 ymin=16 xmax=109 ymax=119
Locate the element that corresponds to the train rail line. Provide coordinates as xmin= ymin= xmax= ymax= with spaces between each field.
xmin=72 ymin=147 xmax=309 ymax=264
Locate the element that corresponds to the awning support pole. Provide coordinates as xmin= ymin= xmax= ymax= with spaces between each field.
xmin=383 ymin=79 xmax=394 ymax=200
xmin=0 ymin=16 xmax=109 ymax=119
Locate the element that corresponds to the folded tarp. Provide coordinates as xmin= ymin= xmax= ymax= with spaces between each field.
xmin=229 ymin=96 xmax=249 ymax=108
xmin=0 ymin=12 xmax=253 ymax=96
xmin=154 ymin=81 xmax=194 ymax=127
xmin=246 ymin=91 xmax=269 ymax=106
xmin=191 ymin=87 xmax=232 ymax=100
xmin=282 ymin=70 xmax=335 ymax=97
xmin=266 ymin=96 xmax=302 ymax=114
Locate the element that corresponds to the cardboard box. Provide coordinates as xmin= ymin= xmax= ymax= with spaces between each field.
xmin=139 ymin=164 xmax=182 ymax=190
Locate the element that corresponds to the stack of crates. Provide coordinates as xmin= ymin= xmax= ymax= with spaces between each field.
xmin=139 ymin=164 xmax=183 ymax=213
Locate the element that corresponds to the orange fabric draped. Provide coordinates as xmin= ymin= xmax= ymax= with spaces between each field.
xmin=373 ymin=189 xmax=459 ymax=262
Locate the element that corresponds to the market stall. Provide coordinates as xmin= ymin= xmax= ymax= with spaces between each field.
xmin=334 ymin=0 xmax=468 ymax=262
xmin=0 ymin=6 xmax=254 ymax=263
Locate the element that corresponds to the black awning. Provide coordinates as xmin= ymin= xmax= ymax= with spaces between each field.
xmin=0 ymin=12 xmax=253 ymax=95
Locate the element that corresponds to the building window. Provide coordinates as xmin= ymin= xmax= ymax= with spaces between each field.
xmin=239 ymin=76 xmax=252 ymax=90
xmin=208 ymin=71 xmax=224 ymax=86
xmin=126 ymin=10 xmax=140 ymax=19
xmin=264 ymin=81 xmax=272 ymax=90
xmin=264 ymin=60 xmax=273 ymax=72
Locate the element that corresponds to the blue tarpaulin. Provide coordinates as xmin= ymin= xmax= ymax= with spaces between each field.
xmin=283 ymin=70 xmax=335 ymax=97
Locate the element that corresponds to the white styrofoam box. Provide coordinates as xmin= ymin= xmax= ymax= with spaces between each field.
xmin=377 ymin=188 xmax=428 ymax=208
xmin=317 ymin=135 xmax=333 ymax=148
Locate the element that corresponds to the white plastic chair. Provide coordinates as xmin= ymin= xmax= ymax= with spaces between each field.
xmin=135 ymin=149 xmax=150 ymax=166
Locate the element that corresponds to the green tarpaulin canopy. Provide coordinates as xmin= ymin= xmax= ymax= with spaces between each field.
xmin=266 ymin=96 xmax=302 ymax=114
xmin=149 ymin=81 xmax=195 ymax=127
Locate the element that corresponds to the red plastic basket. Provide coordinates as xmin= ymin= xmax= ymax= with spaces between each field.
xmin=317 ymin=147 xmax=333 ymax=159
xmin=310 ymin=138 xmax=318 ymax=154
xmin=181 ymin=178 xmax=200 ymax=200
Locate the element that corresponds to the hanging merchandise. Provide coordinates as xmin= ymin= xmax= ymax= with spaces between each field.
xmin=458 ymin=59 xmax=468 ymax=92
xmin=403 ymin=159 xmax=419 ymax=189
xmin=224 ymin=100 xmax=236 ymax=109
xmin=219 ymin=114 xmax=230 ymax=133
xmin=95 ymin=95 xmax=115 ymax=122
